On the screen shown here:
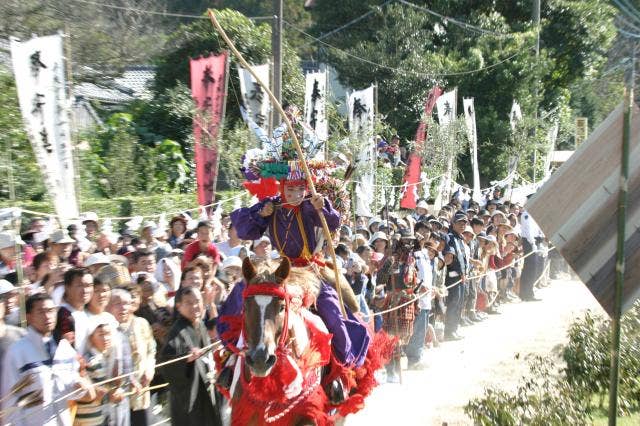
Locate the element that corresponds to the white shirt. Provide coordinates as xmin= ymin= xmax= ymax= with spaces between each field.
xmin=414 ymin=249 xmax=434 ymax=310
xmin=1 ymin=327 xmax=83 ymax=426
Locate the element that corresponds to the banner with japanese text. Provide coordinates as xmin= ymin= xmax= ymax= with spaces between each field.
xmin=463 ymin=97 xmax=482 ymax=202
xmin=400 ymin=86 xmax=442 ymax=209
xmin=303 ymin=70 xmax=328 ymax=156
xmin=238 ymin=63 xmax=270 ymax=134
xmin=190 ymin=52 xmax=229 ymax=209
xmin=347 ymin=86 xmax=376 ymax=217
xmin=544 ymin=121 xmax=559 ymax=178
xmin=434 ymin=88 xmax=457 ymax=209
xmin=10 ymin=34 xmax=78 ymax=222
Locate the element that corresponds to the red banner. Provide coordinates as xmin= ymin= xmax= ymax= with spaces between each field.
xmin=190 ymin=52 xmax=229 ymax=209
xmin=399 ymin=86 xmax=442 ymax=209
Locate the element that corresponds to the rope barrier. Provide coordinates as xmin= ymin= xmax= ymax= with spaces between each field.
xmin=0 ymin=339 xmax=223 ymax=422
xmin=372 ymin=245 xmax=555 ymax=317
xmin=15 ymin=192 xmax=246 ymax=221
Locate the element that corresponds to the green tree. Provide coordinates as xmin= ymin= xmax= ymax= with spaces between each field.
xmin=0 ymin=71 xmax=46 ymax=201
xmin=308 ymin=0 xmax=618 ymax=181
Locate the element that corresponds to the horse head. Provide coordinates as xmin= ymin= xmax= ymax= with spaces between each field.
xmin=241 ymin=256 xmax=291 ymax=377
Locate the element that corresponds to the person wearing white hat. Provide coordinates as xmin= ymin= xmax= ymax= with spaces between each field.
xmin=250 ymin=235 xmax=271 ymax=263
xmin=141 ymin=221 xmax=172 ymax=261
xmin=413 ymin=199 xmax=430 ymax=222
xmin=84 ymin=252 xmax=111 ymax=274
xmin=81 ymin=212 xmax=100 ymax=241
xmin=49 ymin=229 xmax=76 ymax=264
xmin=221 ymin=255 xmax=243 ymax=288
xmin=368 ymin=231 xmax=389 ymax=255
xmin=0 ymin=279 xmax=20 ymax=327
xmin=0 ymin=231 xmax=24 ymax=278
xmin=0 ymin=279 xmax=25 ymax=391
xmin=75 ymin=317 xmax=129 ymax=426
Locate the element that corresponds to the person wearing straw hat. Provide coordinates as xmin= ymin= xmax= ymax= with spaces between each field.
xmin=1 ymin=293 xmax=95 ymax=426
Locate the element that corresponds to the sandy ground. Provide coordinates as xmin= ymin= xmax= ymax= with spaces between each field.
xmin=345 ymin=278 xmax=605 ymax=426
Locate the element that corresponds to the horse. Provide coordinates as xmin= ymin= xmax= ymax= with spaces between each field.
xmin=226 ymin=256 xmax=334 ymax=426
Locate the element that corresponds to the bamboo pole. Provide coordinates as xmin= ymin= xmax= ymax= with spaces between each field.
xmin=207 ymin=10 xmax=347 ymax=318
xmin=608 ymin=44 xmax=634 ymax=426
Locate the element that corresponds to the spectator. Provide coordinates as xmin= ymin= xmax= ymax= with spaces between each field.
xmin=53 ymin=268 xmax=93 ymax=351
xmin=75 ymin=317 xmax=132 ymax=426
xmin=0 ymin=280 xmax=25 ymax=387
xmin=107 ymin=288 xmax=156 ymax=426
xmin=1 ymin=293 xmax=94 ymax=426
xmin=181 ymin=221 xmax=221 ymax=270
xmin=160 ymin=286 xmax=221 ymax=426
xmin=0 ymin=231 xmax=24 ymax=278
xmin=168 ymin=216 xmax=188 ymax=249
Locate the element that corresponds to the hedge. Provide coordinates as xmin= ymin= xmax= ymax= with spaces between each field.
xmin=0 ymin=190 xmax=249 ymax=220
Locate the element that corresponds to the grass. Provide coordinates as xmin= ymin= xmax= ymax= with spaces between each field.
xmin=591 ymin=412 xmax=640 ymax=425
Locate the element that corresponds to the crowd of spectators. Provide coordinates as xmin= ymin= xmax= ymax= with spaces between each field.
xmin=0 ymin=185 xmax=559 ymax=424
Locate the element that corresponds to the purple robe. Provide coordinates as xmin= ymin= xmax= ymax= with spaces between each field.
xmin=231 ymin=197 xmax=340 ymax=259
xmin=224 ymin=197 xmax=370 ymax=367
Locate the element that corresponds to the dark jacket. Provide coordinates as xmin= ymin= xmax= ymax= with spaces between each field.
xmin=159 ymin=315 xmax=221 ymax=426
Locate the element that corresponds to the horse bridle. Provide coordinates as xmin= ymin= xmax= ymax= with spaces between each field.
xmin=242 ymin=282 xmax=292 ymax=353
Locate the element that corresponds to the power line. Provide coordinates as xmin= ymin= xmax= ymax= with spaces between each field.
xmin=67 ymin=0 xmax=272 ymax=21
xmin=284 ymin=20 xmax=533 ymax=78
xmin=612 ymin=0 xmax=640 ymax=27
xmin=396 ymin=0 xmax=519 ymax=38
xmin=314 ymin=0 xmax=394 ymax=41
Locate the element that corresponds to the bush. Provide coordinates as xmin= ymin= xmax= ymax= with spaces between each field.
xmin=466 ymin=301 xmax=640 ymax=424
xmin=563 ymin=302 xmax=640 ymax=414
xmin=465 ymin=356 xmax=590 ymax=425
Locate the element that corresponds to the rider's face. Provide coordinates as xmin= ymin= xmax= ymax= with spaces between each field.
xmin=283 ymin=183 xmax=306 ymax=205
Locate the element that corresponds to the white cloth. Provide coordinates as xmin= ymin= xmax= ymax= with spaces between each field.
xmin=414 ymin=249 xmax=434 ymax=310
xmin=520 ymin=211 xmax=543 ymax=247
xmin=215 ymin=241 xmax=243 ymax=258
xmin=1 ymin=327 xmax=83 ymax=426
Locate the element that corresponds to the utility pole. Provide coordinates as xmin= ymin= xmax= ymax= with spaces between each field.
xmin=532 ymin=0 xmax=541 ymax=184
xmin=272 ymin=0 xmax=283 ymax=125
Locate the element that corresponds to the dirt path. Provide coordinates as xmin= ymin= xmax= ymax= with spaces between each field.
xmin=345 ymin=279 xmax=604 ymax=426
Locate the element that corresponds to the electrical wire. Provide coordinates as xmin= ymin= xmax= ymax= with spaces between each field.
xmin=612 ymin=0 xmax=640 ymax=27
xmin=396 ymin=0 xmax=519 ymax=39
xmin=67 ymin=0 xmax=271 ymax=21
xmin=313 ymin=0 xmax=394 ymax=42
xmin=285 ymin=20 xmax=533 ymax=78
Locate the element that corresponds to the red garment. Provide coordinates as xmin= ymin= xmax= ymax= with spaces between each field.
xmin=181 ymin=240 xmax=220 ymax=270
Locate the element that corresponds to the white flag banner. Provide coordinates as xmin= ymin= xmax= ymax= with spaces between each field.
xmin=303 ymin=71 xmax=328 ymax=148
xmin=10 ymin=34 xmax=78 ymax=222
xmin=463 ymin=98 xmax=482 ymax=202
xmin=509 ymin=100 xmax=522 ymax=132
xmin=434 ymin=88 xmax=457 ymax=209
xmin=238 ymin=63 xmax=270 ymax=133
xmin=347 ymin=86 xmax=375 ymax=217
xmin=544 ymin=121 xmax=559 ymax=178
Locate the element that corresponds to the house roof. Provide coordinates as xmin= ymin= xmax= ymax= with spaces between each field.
xmin=113 ymin=65 xmax=155 ymax=100
xmin=74 ymin=81 xmax=135 ymax=104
